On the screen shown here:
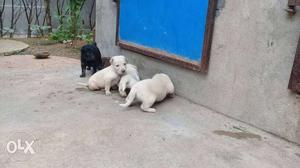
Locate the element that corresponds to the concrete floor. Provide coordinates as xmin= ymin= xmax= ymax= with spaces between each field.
xmin=0 ymin=55 xmax=300 ymax=168
xmin=0 ymin=40 xmax=29 ymax=56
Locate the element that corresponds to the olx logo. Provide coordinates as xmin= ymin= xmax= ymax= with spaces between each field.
xmin=6 ymin=139 xmax=35 ymax=154
xmin=4 ymin=132 xmax=38 ymax=162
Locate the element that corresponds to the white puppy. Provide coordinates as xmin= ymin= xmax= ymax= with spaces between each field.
xmin=120 ymin=73 xmax=174 ymax=112
xmin=78 ymin=55 xmax=127 ymax=95
xmin=118 ymin=64 xmax=140 ymax=97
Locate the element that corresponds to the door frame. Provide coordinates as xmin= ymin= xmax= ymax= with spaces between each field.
xmin=115 ymin=0 xmax=218 ymax=72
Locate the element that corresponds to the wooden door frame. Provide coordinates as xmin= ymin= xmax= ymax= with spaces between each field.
xmin=288 ymin=36 xmax=300 ymax=93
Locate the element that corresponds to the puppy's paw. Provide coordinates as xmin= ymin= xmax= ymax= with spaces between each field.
xmin=119 ymin=103 xmax=128 ymax=107
xmin=105 ymin=91 xmax=112 ymax=96
xmin=143 ymin=108 xmax=157 ymax=113
xmin=119 ymin=91 xmax=127 ymax=97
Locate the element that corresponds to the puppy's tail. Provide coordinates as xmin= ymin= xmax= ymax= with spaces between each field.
xmin=120 ymin=88 xmax=136 ymax=107
xmin=77 ymin=82 xmax=89 ymax=87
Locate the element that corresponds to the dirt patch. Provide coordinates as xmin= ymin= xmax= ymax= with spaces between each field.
xmin=75 ymin=88 xmax=89 ymax=92
xmin=64 ymin=91 xmax=74 ymax=95
xmin=213 ymin=130 xmax=261 ymax=140
xmin=12 ymin=38 xmax=82 ymax=60
xmin=11 ymin=38 xmax=112 ymax=68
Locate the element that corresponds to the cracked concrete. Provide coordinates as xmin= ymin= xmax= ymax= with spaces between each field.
xmin=0 ymin=55 xmax=300 ymax=168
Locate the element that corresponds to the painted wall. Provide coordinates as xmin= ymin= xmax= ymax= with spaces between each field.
xmin=119 ymin=0 xmax=209 ymax=61
xmin=96 ymin=0 xmax=300 ymax=144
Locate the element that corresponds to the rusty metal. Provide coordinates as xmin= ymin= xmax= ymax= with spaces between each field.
xmin=288 ymin=36 xmax=300 ymax=93
xmin=285 ymin=6 xmax=296 ymax=16
xmin=201 ymin=0 xmax=218 ymax=72
xmin=288 ymin=0 xmax=300 ymax=6
xmin=286 ymin=0 xmax=300 ymax=15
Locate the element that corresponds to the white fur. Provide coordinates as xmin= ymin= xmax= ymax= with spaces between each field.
xmin=78 ymin=55 xmax=127 ymax=95
xmin=118 ymin=64 xmax=140 ymax=97
xmin=120 ymin=73 xmax=174 ymax=112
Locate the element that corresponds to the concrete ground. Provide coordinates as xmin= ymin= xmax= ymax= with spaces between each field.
xmin=0 ymin=55 xmax=300 ymax=168
xmin=0 ymin=40 xmax=29 ymax=56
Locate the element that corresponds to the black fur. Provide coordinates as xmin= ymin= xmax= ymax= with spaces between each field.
xmin=80 ymin=42 xmax=102 ymax=77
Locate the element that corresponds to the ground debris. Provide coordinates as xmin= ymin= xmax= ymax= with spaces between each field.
xmin=213 ymin=130 xmax=261 ymax=140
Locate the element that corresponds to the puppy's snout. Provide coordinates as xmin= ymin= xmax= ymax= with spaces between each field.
xmin=121 ymin=69 xmax=126 ymax=73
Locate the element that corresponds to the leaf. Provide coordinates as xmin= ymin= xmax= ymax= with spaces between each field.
xmin=3 ymin=27 xmax=14 ymax=33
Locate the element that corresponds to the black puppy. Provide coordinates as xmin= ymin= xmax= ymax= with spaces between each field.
xmin=80 ymin=42 xmax=102 ymax=77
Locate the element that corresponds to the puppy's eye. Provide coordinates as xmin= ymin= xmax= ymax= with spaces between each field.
xmin=124 ymin=63 xmax=126 ymax=66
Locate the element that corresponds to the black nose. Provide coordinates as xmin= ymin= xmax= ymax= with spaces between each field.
xmin=121 ymin=70 xmax=125 ymax=73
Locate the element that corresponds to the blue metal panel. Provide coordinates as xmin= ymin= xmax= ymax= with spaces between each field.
xmin=119 ymin=0 xmax=209 ymax=61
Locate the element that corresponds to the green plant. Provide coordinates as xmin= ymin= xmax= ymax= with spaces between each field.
xmin=50 ymin=27 xmax=72 ymax=42
xmin=3 ymin=27 xmax=14 ymax=34
xmin=50 ymin=0 xmax=89 ymax=43
xmin=69 ymin=0 xmax=85 ymax=36
xmin=77 ymin=31 xmax=93 ymax=44
xmin=31 ymin=24 xmax=51 ymax=36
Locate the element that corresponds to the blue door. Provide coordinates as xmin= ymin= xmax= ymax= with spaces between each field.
xmin=118 ymin=0 xmax=215 ymax=71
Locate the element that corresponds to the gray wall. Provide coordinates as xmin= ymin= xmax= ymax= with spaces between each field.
xmin=96 ymin=0 xmax=300 ymax=144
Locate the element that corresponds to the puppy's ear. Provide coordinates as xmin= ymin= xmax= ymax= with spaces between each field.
xmin=110 ymin=57 xmax=114 ymax=65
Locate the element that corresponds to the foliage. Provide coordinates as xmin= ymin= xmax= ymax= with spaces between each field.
xmin=77 ymin=31 xmax=93 ymax=44
xmin=3 ymin=27 xmax=15 ymax=34
xmin=50 ymin=28 xmax=93 ymax=44
xmin=0 ymin=0 xmax=95 ymax=38
xmin=50 ymin=0 xmax=93 ymax=44
xmin=30 ymin=25 xmax=51 ymax=36
xmin=50 ymin=27 xmax=72 ymax=42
